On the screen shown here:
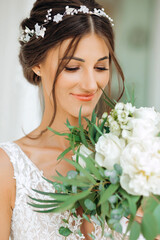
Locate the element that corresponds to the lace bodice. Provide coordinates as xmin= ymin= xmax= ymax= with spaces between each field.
xmin=0 ymin=142 xmax=132 ymax=240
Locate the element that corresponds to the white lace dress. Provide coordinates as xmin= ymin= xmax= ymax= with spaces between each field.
xmin=0 ymin=142 xmax=141 ymax=240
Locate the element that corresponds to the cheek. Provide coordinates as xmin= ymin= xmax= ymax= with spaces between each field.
xmin=98 ymin=71 xmax=110 ymax=90
xmin=55 ymin=73 xmax=78 ymax=94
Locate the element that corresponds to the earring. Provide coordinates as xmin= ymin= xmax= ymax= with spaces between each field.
xmin=37 ymin=70 xmax=41 ymax=76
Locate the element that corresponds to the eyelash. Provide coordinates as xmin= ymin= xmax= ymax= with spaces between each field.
xmin=65 ymin=67 xmax=109 ymax=72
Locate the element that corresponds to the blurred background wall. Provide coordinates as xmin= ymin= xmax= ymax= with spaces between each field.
xmin=0 ymin=0 xmax=160 ymax=142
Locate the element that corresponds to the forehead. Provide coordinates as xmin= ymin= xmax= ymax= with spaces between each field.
xmin=59 ymin=33 xmax=109 ymax=60
xmin=44 ymin=33 xmax=109 ymax=65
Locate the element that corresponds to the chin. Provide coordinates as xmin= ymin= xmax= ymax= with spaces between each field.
xmin=72 ymin=105 xmax=96 ymax=119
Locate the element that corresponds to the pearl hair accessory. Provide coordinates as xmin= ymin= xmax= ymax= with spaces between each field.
xmin=19 ymin=5 xmax=114 ymax=43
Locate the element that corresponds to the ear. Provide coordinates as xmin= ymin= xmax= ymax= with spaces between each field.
xmin=32 ymin=65 xmax=41 ymax=76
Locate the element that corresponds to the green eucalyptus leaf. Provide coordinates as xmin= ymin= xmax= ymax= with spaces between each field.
xmin=91 ymin=109 xmax=97 ymax=124
xmin=91 ymin=215 xmax=101 ymax=226
xmin=62 ymin=219 xmax=69 ymax=224
xmin=110 ymin=208 xmax=123 ymax=221
xmin=124 ymin=82 xmax=132 ymax=103
xmin=101 ymin=199 xmax=110 ymax=218
xmin=32 ymin=189 xmax=70 ymax=201
xmin=119 ymin=189 xmax=140 ymax=216
xmin=33 ymin=208 xmax=60 ymax=213
xmin=90 ymin=124 xmax=97 ymax=143
xmin=28 ymin=202 xmax=58 ymax=209
xmin=141 ymin=212 xmax=158 ymax=240
xmin=63 ymin=158 xmax=96 ymax=184
xmin=79 ymin=126 xmax=88 ymax=147
xmin=78 ymin=106 xmax=82 ymax=126
xmin=103 ymin=99 xmax=115 ymax=109
xmin=153 ymin=204 xmax=160 ymax=233
xmin=67 ymin=170 xmax=78 ymax=179
xmin=49 ymin=189 xmax=91 ymax=213
xmin=88 ymin=233 xmax=95 ymax=240
xmin=59 ymin=227 xmax=72 ymax=237
xmin=84 ymin=199 xmax=96 ymax=211
xmin=77 ymin=229 xmax=83 ymax=236
xmin=57 ymin=145 xmax=74 ymax=161
xmin=108 ymin=195 xmax=118 ymax=204
xmin=108 ymin=218 xmax=118 ymax=225
xmin=93 ymin=124 xmax=103 ymax=136
xmin=142 ymin=196 xmax=159 ymax=213
xmin=47 ymin=127 xmax=70 ymax=137
xmin=129 ymin=221 xmax=141 ymax=240
xmin=83 ymin=213 xmax=91 ymax=223
xmin=28 ymin=196 xmax=61 ymax=204
xmin=77 ymin=153 xmax=104 ymax=181
xmin=99 ymin=183 xmax=119 ymax=205
xmin=114 ymin=164 xmax=123 ymax=176
xmin=113 ymin=222 xmax=122 ymax=233
xmin=110 ymin=174 xmax=119 ymax=185
xmin=95 ymin=117 xmax=107 ymax=142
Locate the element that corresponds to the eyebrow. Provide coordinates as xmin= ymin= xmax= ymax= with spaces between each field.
xmin=61 ymin=56 xmax=109 ymax=62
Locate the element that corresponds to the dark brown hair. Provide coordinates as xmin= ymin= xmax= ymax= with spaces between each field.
xmin=19 ymin=0 xmax=125 ymax=138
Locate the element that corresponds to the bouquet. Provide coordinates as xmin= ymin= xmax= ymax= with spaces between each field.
xmin=29 ymin=90 xmax=160 ymax=240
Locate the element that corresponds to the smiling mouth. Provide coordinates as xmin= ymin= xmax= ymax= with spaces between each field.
xmin=71 ymin=93 xmax=96 ymax=101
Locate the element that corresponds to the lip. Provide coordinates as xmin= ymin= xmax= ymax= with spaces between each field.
xmin=71 ymin=93 xmax=95 ymax=102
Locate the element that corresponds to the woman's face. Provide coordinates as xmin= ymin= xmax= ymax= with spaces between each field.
xmin=39 ymin=33 xmax=110 ymax=120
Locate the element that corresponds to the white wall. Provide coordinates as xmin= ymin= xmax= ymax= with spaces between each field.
xmin=147 ymin=0 xmax=160 ymax=111
xmin=0 ymin=0 xmax=42 ymax=142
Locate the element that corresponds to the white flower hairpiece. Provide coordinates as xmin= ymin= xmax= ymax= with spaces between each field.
xmin=20 ymin=5 xmax=114 ymax=43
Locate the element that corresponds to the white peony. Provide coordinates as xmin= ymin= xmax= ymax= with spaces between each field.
xmin=95 ymin=133 xmax=125 ymax=170
xmin=120 ymin=138 xmax=160 ymax=196
xmin=123 ymin=107 xmax=160 ymax=141
xmin=72 ymin=144 xmax=93 ymax=168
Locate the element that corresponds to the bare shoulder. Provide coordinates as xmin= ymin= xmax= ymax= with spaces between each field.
xmin=0 ymin=147 xmax=16 ymax=208
xmin=0 ymin=147 xmax=14 ymax=177
xmin=0 ymin=147 xmax=15 ymax=238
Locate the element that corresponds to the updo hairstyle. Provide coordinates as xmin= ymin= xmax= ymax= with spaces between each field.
xmin=19 ymin=0 xmax=125 ymax=137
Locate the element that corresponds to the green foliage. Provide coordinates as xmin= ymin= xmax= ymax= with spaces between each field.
xmin=84 ymin=199 xmax=96 ymax=211
xmin=141 ymin=212 xmax=158 ymax=240
xmin=130 ymin=221 xmax=141 ymax=240
xmin=29 ymin=92 xmax=160 ymax=240
xmin=82 ymin=213 xmax=91 ymax=223
xmin=59 ymin=227 xmax=72 ymax=237
xmin=99 ymin=183 xmax=119 ymax=205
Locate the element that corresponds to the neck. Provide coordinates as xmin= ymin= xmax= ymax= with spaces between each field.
xmin=33 ymin=104 xmax=89 ymax=150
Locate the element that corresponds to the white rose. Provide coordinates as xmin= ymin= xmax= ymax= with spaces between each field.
xmin=72 ymin=144 xmax=93 ymax=168
xmin=120 ymin=138 xmax=160 ymax=196
xmin=95 ymin=133 xmax=125 ymax=170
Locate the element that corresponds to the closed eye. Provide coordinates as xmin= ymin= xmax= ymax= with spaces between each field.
xmin=65 ymin=67 xmax=108 ymax=72
xmin=65 ymin=67 xmax=80 ymax=72
xmin=95 ymin=67 xmax=109 ymax=71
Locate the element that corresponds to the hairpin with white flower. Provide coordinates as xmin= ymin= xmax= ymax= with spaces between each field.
xmin=20 ymin=5 xmax=114 ymax=43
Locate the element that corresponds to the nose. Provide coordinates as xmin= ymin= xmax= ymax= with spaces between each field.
xmin=79 ymin=69 xmax=98 ymax=93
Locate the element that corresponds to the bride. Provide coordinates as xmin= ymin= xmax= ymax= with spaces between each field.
xmin=0 ymin=0 xmax=140 ymax=239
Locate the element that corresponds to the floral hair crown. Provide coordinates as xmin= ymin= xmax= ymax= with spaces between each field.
xmin=20 ymin=5 xmax=114 ymax=43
